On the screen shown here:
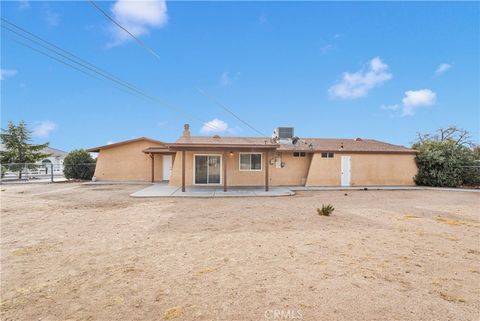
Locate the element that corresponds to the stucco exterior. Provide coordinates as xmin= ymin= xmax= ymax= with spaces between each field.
xmin=169 ymin=151 xmax=265 ymax=187
xmin=92 ymin=140 xmax=166 ymax=182
xmin=88 ymin=133 xmax=418 ymax=187
xmin=305 ymin=152 xmax=417 ymax=186
xmin=168 ymin=151 xmax=416 ymax=187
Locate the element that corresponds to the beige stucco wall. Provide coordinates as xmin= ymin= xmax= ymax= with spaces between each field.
xmin=350 ymin=153 xmax=417 ymax=186
xmin=305 ymin=152 xmax=417 ymax=186
xmin=93 ymin=140 xmax=165 ymax=182
xmin=169 ymin=151 xmax=311 ymax=187
xmin=96 ymin=145 xmax=417 ymax=186
xmin=270 ymin=152 xmax=312 ymax=186
xmin=305 ymin=153 xmax=341 ymax=186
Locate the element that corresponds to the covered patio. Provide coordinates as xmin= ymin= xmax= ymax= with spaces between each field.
xmin=166 ymin=138 xmax=280 ymax=193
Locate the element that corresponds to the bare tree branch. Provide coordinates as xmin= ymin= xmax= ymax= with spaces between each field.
xmin=415 ymin=126 xmax=475 ymax=147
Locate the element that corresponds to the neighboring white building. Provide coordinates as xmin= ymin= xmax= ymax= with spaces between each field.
xmin=39 ymin=147 xmax=68 ymax=172
xmin=0 ymin=143 xmax=68 ymax=175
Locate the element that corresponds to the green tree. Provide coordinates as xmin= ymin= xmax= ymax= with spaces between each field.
xmin=472 ymin=146 xmax=480 ymax=160
xmin=413 ymin=126 xmax=479 ymax=187
xmin=63 ymin=149 xmax=96 ymax=180
xmin=0 ymin=121 xmax=50 ymax=179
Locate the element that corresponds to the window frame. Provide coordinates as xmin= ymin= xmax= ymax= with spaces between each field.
xmin=293 ymin=152 xmax=306 ymax=158
xmin=239 ymin=152 xmax=263 ymax=171
xmin=321 ymin=153 xmax=335 ymax=158
xmin=193 ymin=154 xmax=223 ymax=185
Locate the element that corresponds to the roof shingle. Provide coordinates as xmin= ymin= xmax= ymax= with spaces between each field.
xmin=171 ymin=136 xmax=415 ymax=153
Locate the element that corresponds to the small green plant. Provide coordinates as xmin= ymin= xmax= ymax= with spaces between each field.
xmin=317 ymin=204 xmax=335 ymax=216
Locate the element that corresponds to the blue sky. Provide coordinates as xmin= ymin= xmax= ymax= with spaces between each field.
xmin=1 ymin=1 xmax=479 ymax=151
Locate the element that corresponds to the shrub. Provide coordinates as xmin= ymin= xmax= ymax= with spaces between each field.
xmin=413 ymin=140 xmax=477 ymax=187
xmin=63 ymin=149 xmax=96 ymax=180
xmin=317 ymin=204 xmax=335 ymax=216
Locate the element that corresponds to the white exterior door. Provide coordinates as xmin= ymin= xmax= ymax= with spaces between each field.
xmin=341 ymin=156 xmax=351 ymax=187
xmin=162 ymin=155 xmax=172 ymax=181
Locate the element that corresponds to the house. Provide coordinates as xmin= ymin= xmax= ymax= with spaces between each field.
xmin=86 ymin=124 xmax=418 ymax=191
xmin=0 ymin=143 xmax=67 ymax=174
xmin=39 ymin=147 xmax=68 ymax=173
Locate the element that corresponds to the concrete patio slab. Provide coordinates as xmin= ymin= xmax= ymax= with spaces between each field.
xmin=130 ymin=184 xmax=295 ymax=198
xmin=131 ymin=183 xmax=479 ymax=198
xmin=130 ymin=184 xmax=180 ymax=197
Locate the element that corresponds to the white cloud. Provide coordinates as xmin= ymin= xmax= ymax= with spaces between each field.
xmin=107 ymin=141 xmax=115 ymax=145
xmin=18 ymin=0 xmax=30 ymax=10
xmin=44 ymin=8 xmax=60 ymax=27
xmin=435 ymin=63 xmax=451 ymax=75
xmin=329 ymin=57 xmax=392 ymax=99
xmin=0 ymin=69 xmax=17 ymax=80
xmin=200 ymin=118 xmax=234 ymax=134
xmin=219 ymin=71 xmax=240 ymax=86
xmin=401 ymin=89 xmax=436 ymax=116
xmin=380 ymin=104 xmax=400 ymax=111
xmin=108 ymin=0 xmax=168 ymax=47
xmin=33 ymin=121 xmax=57 ymax=138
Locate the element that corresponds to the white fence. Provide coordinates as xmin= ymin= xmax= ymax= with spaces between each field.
xmin=1 ymin=163 xmax=65 ymax=183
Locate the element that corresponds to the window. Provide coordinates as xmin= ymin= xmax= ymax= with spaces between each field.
xmin=240 ymin=153 xmax=262 ymax=171
xmin=194 ymin=155 xmax=221 ymax=184
xmin=321 ymin=153 xmax=335 ymax=158
xmin=293 ymin=152 xmax=306 ymax=158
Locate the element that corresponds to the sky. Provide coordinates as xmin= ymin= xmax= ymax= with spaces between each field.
xmin=1 ymin=1 xmax=479 ymax=152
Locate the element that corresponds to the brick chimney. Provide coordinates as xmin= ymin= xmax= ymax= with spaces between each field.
xmin=183 ymin=123 xmax=191 ymax=137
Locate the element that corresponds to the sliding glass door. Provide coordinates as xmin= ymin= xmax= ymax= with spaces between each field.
xmin=194 ymin=155 xmax=221 ymax=184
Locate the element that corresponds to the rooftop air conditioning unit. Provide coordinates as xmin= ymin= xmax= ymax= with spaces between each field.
xmin=273 ymin=127 xmax=295 ymax=144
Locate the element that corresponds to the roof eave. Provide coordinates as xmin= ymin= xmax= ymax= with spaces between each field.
xmin=86 ymin=137 xmax=166 ymax=152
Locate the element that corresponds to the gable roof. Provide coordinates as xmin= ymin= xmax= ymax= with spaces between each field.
xmin=279 ymin=138 xmax=416 ymax=153
xmin=170 ymin=135 xmax=415 ymax=154
xmin=0 ymin=143 xmax=68 ymax=156
xmin=42 ymin=147 xmax=68 ymax=156
xmin=86 ymin=137 xmax=165 ymax=152
xmin=167 ymin=135 xmax=279 ymax=150
xmin=174 ymin=135 xmax=277 ymax=145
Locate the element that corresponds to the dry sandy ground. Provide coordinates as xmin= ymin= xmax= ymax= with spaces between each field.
xmin=0 ymin=183 xmax=479 ymax=321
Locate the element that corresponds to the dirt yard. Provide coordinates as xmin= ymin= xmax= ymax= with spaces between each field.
xmin=1 ymin=183 xmax=479 ymax=321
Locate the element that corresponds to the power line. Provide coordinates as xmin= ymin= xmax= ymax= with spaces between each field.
xmin=196 ymin=87 xmax=268 ymax=137
xmin=86 ymin=1 xmax=269 ymax=138
xmin=87 ymin=0 xmax=160 ymax=59
xmin=6 ymin=36 xmax=165 ymax=103
xmin=1 ymin=18 xmax=225 ymax=133
xmin=1 ymin=17 xmax=135 ymax=92
xmin=2 ymin=24 xmax=149 ymax=99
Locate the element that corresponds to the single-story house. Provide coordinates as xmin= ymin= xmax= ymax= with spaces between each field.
xmin=86 ymin=125 xmax=418 ymax=191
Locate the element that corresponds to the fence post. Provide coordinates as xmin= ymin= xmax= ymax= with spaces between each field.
xmin=51 ymin=163 xmax=54 ymax=182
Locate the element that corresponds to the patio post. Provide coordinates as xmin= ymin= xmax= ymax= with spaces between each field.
xmin=265 ymin=151 xmax=269 ymax=192
xmin=150 ymin=153 xmax=154 ymax=183
xmin=181 ymin=150 xmax=186 ymax=192
xmin=223 ymin=151 xmax=227 ymax=192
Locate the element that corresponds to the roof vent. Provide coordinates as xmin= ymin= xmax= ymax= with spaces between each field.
xmin=213 ymin=135 xmax=221 ymax=139
xmin=355 ymin=137 xmax=363 ymax=141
